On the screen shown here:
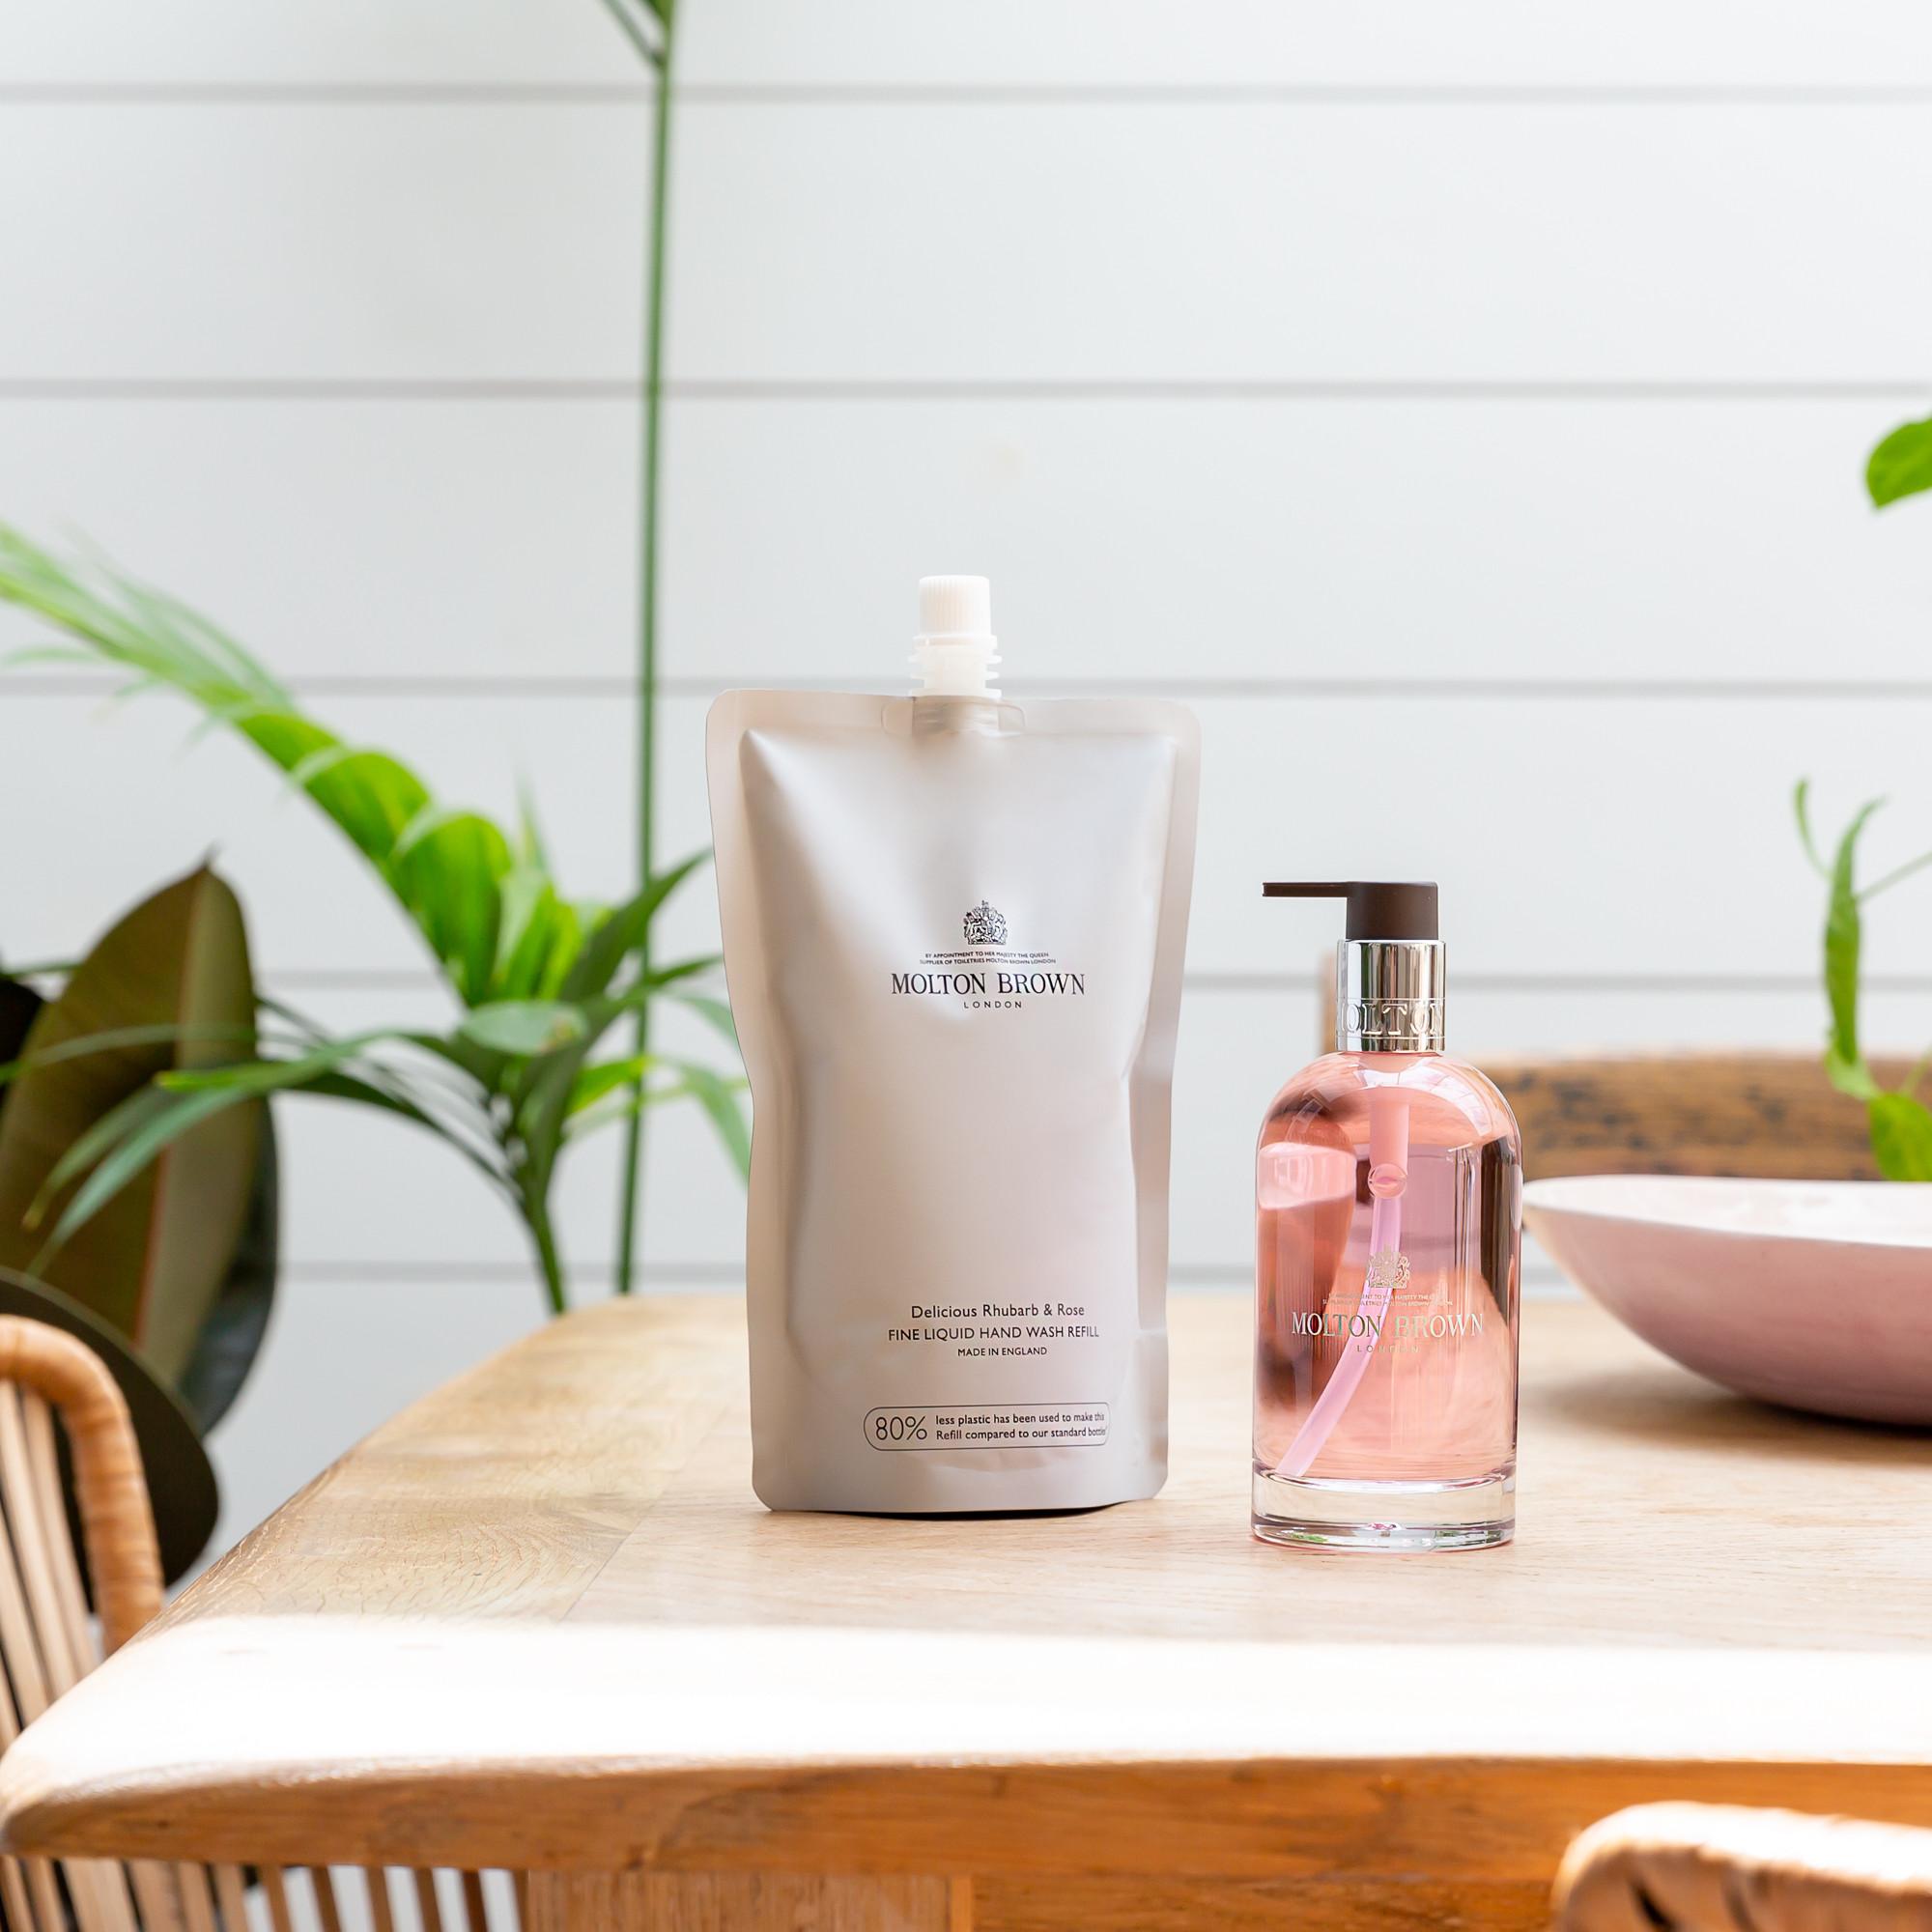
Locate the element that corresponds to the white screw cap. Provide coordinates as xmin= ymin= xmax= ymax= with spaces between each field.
xmin=912 ymin=575 xmax=1000 ymax=695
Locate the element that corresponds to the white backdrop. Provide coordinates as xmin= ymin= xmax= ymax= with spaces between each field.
xmin=6 ymin=0 xmax=1932 ymax=1555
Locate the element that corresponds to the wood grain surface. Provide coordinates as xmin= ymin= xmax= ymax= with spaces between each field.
xmin=0 ymin=1295 xmax=1926 ymax=1909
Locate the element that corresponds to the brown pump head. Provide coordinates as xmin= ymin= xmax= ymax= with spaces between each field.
xmin=1262 ymin=880 xmax=1439 ymax=942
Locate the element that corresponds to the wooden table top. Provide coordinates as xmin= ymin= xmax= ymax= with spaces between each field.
xmin=3 ymin=1294 xmax=1930 ymax=1882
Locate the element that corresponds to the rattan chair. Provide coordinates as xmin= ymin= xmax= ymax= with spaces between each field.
xmin=1556 ymin=1804 xmax=1932 ymax=1930
xmin=0 ymin=1316 xmax=522 ymax=1932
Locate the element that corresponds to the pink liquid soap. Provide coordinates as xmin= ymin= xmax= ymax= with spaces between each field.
xmin=1253 ymin=884 xmax=1521 ymax=1550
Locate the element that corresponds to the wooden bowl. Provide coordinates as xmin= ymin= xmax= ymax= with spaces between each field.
xmin=1523 ymin=1176 xmax=1932 ymax=1425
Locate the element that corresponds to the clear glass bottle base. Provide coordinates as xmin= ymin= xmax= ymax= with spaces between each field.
xmin=1251 ymin=1466 xmax=1515 ymax=1552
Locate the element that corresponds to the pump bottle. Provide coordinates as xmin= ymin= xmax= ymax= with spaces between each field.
xmin=1253 ymin=882 xmax=1522 ymax=1550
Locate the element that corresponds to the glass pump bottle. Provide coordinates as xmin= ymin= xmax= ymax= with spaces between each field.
xmin=1253 ymin=881 xmax=1521 ymax=1550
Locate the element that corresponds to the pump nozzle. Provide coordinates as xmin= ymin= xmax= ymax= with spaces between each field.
xmin=1264 ymin=879 xmax=1446 ymax=1053
xmin=1262 ymin=880 xmax=1438 ymax=941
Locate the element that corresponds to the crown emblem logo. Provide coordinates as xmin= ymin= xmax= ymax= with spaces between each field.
xmin=963 ymin=900 xmax=1008 ymax=946
xmin=1365 ymin=1248 xmax=1410 ymax=1294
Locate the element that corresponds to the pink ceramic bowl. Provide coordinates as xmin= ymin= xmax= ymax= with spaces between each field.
xmin=1523 ymin=1176 xmax=1932 ymax=1425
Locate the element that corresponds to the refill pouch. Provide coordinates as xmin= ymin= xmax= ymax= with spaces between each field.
xmin=707 ymin=577 xmax=1200 ymax=1513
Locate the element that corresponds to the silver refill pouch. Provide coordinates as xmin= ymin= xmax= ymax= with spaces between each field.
xmin=707 ymin=577 xmax=1201 ymax=1513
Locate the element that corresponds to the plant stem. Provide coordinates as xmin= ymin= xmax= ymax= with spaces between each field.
xmin=526 ymin=1195 xmax=569 ymax=1318
xmin=614 ymin=9 xmax=677 ymax=1297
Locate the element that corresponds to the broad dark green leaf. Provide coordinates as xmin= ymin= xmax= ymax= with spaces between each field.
xmin=0 ymin=868 xmax=261 ymax=1385
xmin=0 ymin=1265 xmax=218 ymax=1583
xmin=1868 ymin=1092 xmax=1932 ymax=1179
xmin=0 ymin=981 xmax=41 ymax=1075
xmin=176 ymin=1117 xmax=278 ymax=1432
xmin=36 ymin=1083 xmax=257 ymax=1268
xmin=45 ymin=1039 xmax=507 ymax=1260
xmin=1867 ymin=416 xmax=1932 ymax=508
xmin=1 ymin=1019 xmax=261 ymax=1087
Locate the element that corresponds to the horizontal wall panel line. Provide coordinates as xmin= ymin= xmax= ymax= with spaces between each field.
xmin=14 ymin=674 xmax=1932 ymax=703
xmin=1 ymin=380 xmax=1925 ymax=403
xmin=275 ymin=1262 xmax=1559 ymax=1288
xmin=240 ymin=967 xmax=1913 ymax=997
xmin=12 ymin=84 xmax=1932 ymax=107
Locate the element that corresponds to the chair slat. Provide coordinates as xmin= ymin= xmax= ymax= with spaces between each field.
xmin=0 ymin=1855 xmax=39 ymax=1932
xmin=21 ymin=1858 xmax=62 ymax=1932
xmin=260 ymin=1867 xmax=297 ymax=1932
xmin=311 ymin=1868 xmax=346 ymax=1932
xmin=213 ymin=1862 xmax=252 ymax=1932
xmin=0 ymin=1442 xmax=54 ymax=1725
xmin=175 ymin=1862 xmax=219 ymax=1932
xmin=364 ymin=1869 xmax=398 ymax=1932
xmin=22 ymin=1393 xmax=97 ymax=1675
xmin=0 ymin=1389 xmax=81 ymax=1696
xmin=66 ymin=1857 xmax=140 ymax=1932
xmin=412 ymin=1870 xmax=444 ymax=1932
xmin=127 ymin=1861 xmax=185 ymax=1932
xmin=459 ymin=1872 xmax=488 ymax=1932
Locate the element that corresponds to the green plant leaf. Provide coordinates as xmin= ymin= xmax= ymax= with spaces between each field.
xmin=0 ymin=531 xmax=530 ymax=1005
xmin=515 ymin=780 xmax=551 ymax=870
xmin=562 ymin=849 xmax=709 ymax=1002
xmin=566 ymin=1055 xmax=654 ymax=1117
xmin=1868 ymin=1092 xmax=1932 ymax=1179
xmin=1822 ymin=797 xmax=1884 ymax=1092
xmin=1867 ymin=416 xmax=1932 ymax=508
xmin=562 ymin=1069 xmax=696 ymax=1141
xmin=0 ymin=868 xmax=262 ymax=1386
xmin=391 ymin=810 xmax=512 ymax=1006
xmin=493 ymin=869 xmax=575 ymax=1003
xmin=458 ymin=1001 xmax=589 ymax=1058
xmin=1794 ymin=780 xmax=1828 ymax=880
xmin=664 ymin=1059 xmax=751 ymax=1178
xmin=667 ymin=989 xmax=739 ymax=1048
xmin=1827 ymin=1046 xmax=1883 ymax=1102
xmin=0 ymin=1019 xmax=269 ymax=1086
xmin=35 ymin=1082 xmax=257 ymax=1269
xmin=644 ymin=952 xmax=722 ymax=988
xmin=44 ymin=1037 xmax=509 ymax=1258
xmin=282 ymin=741 xmax=433 ymax=866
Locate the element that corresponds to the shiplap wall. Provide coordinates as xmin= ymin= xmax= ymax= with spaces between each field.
xmin=8 ymin=0 xmax=1932 ymax=1553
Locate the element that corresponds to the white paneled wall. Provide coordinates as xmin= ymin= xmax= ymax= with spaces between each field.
xmin=6 ymin=3 xmax=1932 ymax=1551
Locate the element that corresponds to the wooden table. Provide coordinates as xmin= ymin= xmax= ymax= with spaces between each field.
xmin=2 ymin=1295 xmax=1929 ymax=1932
